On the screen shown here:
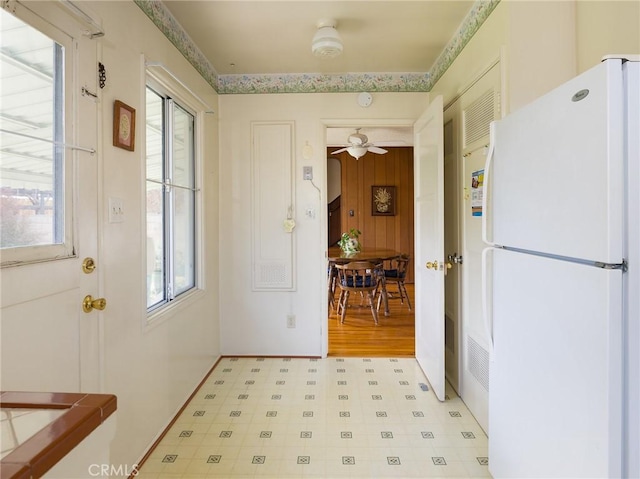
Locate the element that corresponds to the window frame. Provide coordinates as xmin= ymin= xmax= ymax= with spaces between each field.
xmin=144 ymin=69 xmax=204 ymax=320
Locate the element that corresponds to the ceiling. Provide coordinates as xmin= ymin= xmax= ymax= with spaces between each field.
xmin=137 ymin=0 xmax=500 ymax=94
xmin=156 ymin=1 xmax=487 ymax=145
xmin=161 ymin=1 xmax=476 ymax=76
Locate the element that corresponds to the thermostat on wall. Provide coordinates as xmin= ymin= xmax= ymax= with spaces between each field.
xmin=357 ymin=92 xmax=372 ymax=107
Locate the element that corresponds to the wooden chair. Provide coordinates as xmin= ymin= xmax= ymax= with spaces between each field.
xmin=335 ymin=261 xmax=381 ymax=324
xmin=377 ymin=254 xmax=412 ymax=311
xmin=327 ymin=261 xmax=338 ymax=310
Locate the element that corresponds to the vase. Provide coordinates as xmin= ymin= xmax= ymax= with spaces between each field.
xmin=342 ymin=237 xmax=360 ymax=254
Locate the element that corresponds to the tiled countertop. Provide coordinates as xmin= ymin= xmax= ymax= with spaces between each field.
xmin=0 ymin=391 xmax=117 ymax=479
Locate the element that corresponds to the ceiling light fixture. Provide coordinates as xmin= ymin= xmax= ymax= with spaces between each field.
xmin=311 ymin=19 xmax=343 ymax=59
xmin=347 ymin=146 xmax=368 ymax=159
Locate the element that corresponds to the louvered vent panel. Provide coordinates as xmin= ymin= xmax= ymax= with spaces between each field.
xmin=463 ymin=89 xmax=495 ymax=148
xmin=467 ymin=335 xmax=490 ymax=391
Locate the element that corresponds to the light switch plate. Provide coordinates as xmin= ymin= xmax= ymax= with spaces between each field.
xmin=108 ymin=197 xmax=124 ymax=223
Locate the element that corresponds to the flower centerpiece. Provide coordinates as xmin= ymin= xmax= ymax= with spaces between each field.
xmin=338 ymin=228 xmax=361 ymax=254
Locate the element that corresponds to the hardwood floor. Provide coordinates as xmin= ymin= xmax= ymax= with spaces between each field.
xmin=328 ymin=283 xmax=415 ymax=357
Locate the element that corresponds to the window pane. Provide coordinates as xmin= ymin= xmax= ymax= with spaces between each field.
xmin=172 ymin=187 xmax=195 ymax=296
xmin=145 ymin=88 xmax=163 ymax=183
xmin=146 ymin=181 xmax=165 ymax=309
xmin=171 ymin=104 xmax=194 ymax=189
xmin=146 ymin=82 xmax=197 ymax=312
xmin=0 ymin=10 xmax=64 ymax=248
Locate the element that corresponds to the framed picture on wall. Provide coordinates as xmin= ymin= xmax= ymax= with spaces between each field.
xmin=113 ymin=100 xmax=136 ymax=151
xmin=372 ymin=185 xmax=396 ymax=216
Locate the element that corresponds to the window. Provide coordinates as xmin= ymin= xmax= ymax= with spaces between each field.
xmin=146 ymin=86 xmax=197 ymax=311
xmin=0 ymin=7 xmax=73 ymax=265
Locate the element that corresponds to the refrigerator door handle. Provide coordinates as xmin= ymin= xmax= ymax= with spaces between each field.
xmin=482 ymin=122 xmax=496 ymax=246
xmin=481 ymin=246 xmax=494 ymax=352
xmin=595 ymin=260 xmax=628 ymax=271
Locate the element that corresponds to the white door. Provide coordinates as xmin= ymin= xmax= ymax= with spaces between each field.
xmin=414 ymin=96 xmax=445 ymax=401
xmin=0 ymin=3 xmax=102 ymax=393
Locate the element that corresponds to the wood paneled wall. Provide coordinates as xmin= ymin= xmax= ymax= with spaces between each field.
xmin=329 ymin=147 xmax=415 ymax=282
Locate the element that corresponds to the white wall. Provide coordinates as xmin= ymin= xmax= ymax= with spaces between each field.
xmin=431 ymin=1 xmax=579 ymax=115
xmin=576 ymin=1 xmax=640 ymax=73
xmin=505 ymin=1 xmax=577 ymax=113
xmin=430 ymin=2 xmax=507 ymax=108
xmin=96 ymin=2 xmax=221 ymax=466
xmin=218 ymin=92 xmax=428 ymax=356
xmin=0 ymin=1 xmax=220 ymax=470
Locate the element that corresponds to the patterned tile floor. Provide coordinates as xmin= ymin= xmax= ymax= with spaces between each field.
xmin=136 ymin=357 xmax=490 ymax=478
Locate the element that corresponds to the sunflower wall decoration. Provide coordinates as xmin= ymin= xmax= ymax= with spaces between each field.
xmin=371 ymin=185 xmax=396 ymax=216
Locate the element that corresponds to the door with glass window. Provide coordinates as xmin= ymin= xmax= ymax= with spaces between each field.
xmin=0 ymin=3 xmax=102 ymax=392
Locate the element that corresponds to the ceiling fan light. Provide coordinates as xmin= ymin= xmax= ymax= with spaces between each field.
xmin=312 ymin=21 xmax=343 ymax=59
xmin=347 ymin=146 xmax=367 ymax=159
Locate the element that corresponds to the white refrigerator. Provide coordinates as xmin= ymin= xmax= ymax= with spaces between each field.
xmin=483 ymin=56 xmax=639 ymax=478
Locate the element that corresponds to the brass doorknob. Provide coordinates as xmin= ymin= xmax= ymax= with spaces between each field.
xmin=83 ymin=295 xmax=107 ymax=313
xmin=426 ymin=261 xmax=439 ymax=270
xmin=446 ymin=262 xmax=452 ymax=269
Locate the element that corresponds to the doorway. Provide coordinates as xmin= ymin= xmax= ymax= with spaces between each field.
xmin=325 ymin=125 xmax=416 ymax=357
xmin=327 ymin=113 xmax=459 ymax=404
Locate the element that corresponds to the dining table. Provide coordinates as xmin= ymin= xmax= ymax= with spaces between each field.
xmin=327 ymin=246 xmax=401 ymax=316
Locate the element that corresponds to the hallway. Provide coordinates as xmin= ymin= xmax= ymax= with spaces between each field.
xmin=136 ymin=357 xmax=489 ymax=478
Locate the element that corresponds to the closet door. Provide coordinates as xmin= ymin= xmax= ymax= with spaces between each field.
xmin=251 ymin=121 xmax=295 ymax=291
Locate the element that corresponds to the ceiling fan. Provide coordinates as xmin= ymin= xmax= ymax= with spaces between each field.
xmin=331 ymin=128 xmax=388 ymax=159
